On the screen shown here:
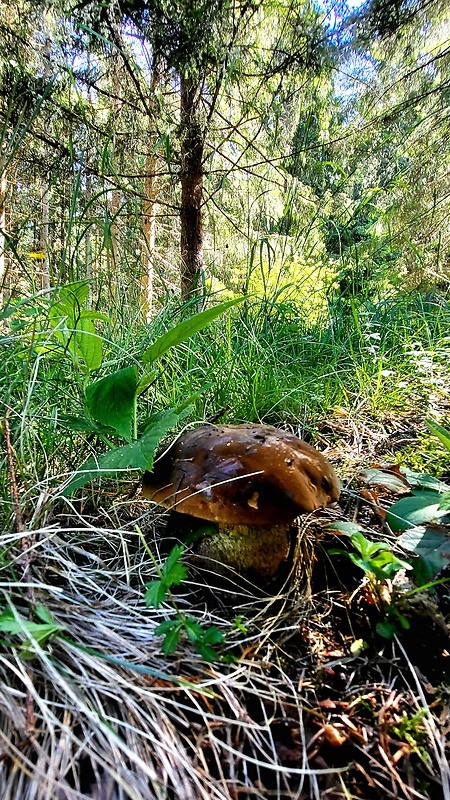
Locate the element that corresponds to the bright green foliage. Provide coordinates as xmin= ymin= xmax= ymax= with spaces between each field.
xmin=85 ymin=366 xmax=139 ymax=442
xmin=386 ymin=491 xmax=450 ymax=532
xmin=141 ymin=298 xmax=244 ymax=364
xmin=328 ymin=527 xmax=412 ymax=583
xmin=398 ymin=527 xmax=450 ymax=586
xmin=426 ymin=421 xmax=450 ymax=453
xmin=145 ymin=545 xmax=225 ymax=662
xmin=328 ymin=525 xmax=413 ymax=639
xmin=0 ymin=604 xmax=63 ymax=659
xmin=145 ymin=545 xmax=188 ymax=609
xmin=386 ymin=423 xmax=450 ymax=581
xmin=155 ymin=617 xmax=224 ymax=661
xmin=375 ymin=606 xmax=411 ymax=640
xmin=391 ymin=709 xmax=430 ymax=763
xmin=47 ymin=281 xmax=108 ymax=371
xmin=384 ymin=423 xmax=450 ymax=537
xmin=62 ymin=408 xmax=185 ymax=495
xmin=63 ymin=298 xmax=244 ymax=494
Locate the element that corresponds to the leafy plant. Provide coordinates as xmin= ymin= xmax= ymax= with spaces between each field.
xmin=328 ymin=523 xmax=412 ymax=639
xmin=391 ymin=709 xmax=430 ymax=763
xmin=62 ymin=296 xmax=244 ymax=495
xmin=145 ymin=544 xmax=225 ymax=662
xmin=24 ymin=281 xmax=109 ymax=372
xmin=145 ymin=545 xmax=188 ymax=609
xmin=0 ymin=604 xmax=63 ymax=659
xmin=385 ymin=421 xmax=450 ymax=584
xmin=328 ymin=525 xmax=411 ymax=583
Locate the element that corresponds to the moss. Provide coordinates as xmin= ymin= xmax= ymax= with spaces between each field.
xmin=394 ymin=432 xmax=450 ymax=478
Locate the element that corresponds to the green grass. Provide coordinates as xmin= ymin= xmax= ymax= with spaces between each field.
xmin=1 ymin=287 xmax=450 ymax=529
xmin=144 ymin=291 xmax=450 ymax=426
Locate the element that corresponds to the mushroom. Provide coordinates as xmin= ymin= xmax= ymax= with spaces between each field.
xmin=142 ymin=423 xmax=340 ymax=579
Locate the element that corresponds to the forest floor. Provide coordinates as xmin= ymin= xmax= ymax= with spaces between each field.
xmin=1 ymin=407 xmax=450 ymax=800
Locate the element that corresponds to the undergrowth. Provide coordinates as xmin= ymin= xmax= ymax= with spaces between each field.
xmin=1 ymin=284 xmax=450 ymax=799
xmin=2 ymin=286 xmax=450 ymax=530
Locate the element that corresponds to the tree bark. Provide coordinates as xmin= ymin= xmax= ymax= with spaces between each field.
xmin=142 ymin=66 xmax=162 ymax=320
xmin=142 ymin=145 xmax=157 ymax=319
xmin=0 ymin=172 xmax=6 ymax=304
xmin=85 ymin=169 xmax=93 ymax=308
xmin=180 ymin=76 xmax=204 ymax=300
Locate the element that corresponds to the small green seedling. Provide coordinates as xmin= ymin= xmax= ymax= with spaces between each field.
xmin=145 ymin=545 xmax=225 ymax=662
xmin=0 ymin=603 xmax=63 ymax=659
xmin=233 ymin=615 xmax=248 ymax=634
xmin=328 ymin=524 xmax=413 ymax=640
xmin=391 ymin=709 xmax=430 ymax=763
xmin=329 ymin=529 xmax=412 ymax=583
xmin=145 ymin=545 xmax=188 ymax=609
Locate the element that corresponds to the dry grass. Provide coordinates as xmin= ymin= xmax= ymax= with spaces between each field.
xmin=1 ymin=486 xmax=449 ymax=800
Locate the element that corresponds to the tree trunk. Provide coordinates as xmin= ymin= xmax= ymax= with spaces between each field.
xmin=142 ymin=66 xmax=162 ymax=320
xmin=0 ymin=172 xmax=6 ymax=304
xmin=107 ymin=61 xmax=123 ymax=302
xmin=142 ymin=148 xmax=157 ymax=319
xmin=180 ymin=76 xmax=204 ymax=300
xmin=85 ymin=170 xmax=93 ymax=308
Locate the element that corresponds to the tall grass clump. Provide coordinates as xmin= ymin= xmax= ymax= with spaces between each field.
xmin=146 ymin=289 xmax=450 ymax=428
xmin=2 ymin=284 xmax=449 ymax=529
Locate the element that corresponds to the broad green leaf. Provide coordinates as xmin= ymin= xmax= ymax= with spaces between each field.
xmin=184 ymin=618 xmax=205 ymax=643
xmin=164 ymin=561 xmax=188 ymax=587
xmin=426 ymin=420 xmax=450 ymax=453
xmin=398 ymin=526 xmax=450 ymax=582
xmin=386 ymin=491 xmax=450 ymax=532
xmin=35 ymin=604 xmax=57 ymax=625
xmin=376 ymin=615 xmax=409 ymax=640
xmin=200 ymin=626 xmax=224 ymax=645
xmin=0 ymin=609 xmax=62 ymax=643
xmin=370 ymin=551 xmax=411 ymax=576
xmin=161 ymin=628 xmax=181 ymax=656
xmin=142 ymin=298 xmax=244 ymax=364
xmin=325 ymin=521 xmax=365 ymax=535
xmin=50 ymin=281 xmax=90 ymax=327
xmin=189 ymin=621 xmax=224 ymax=662
xmin=58 ymin=415 xmax=116 ymax=436
xmin=85 ymin=366 xmax=138 ymax=441
xmin=361 ymin=468 xmax=409 ymax=493
xmin=400 ymin=467 xmax=450 ymax=493
xmin=81 ymin=311 xmax=109 ymax=322
xmin=60 ymin=280 xmax=90 ymax=308
xmin=196 ymin=643 xmax=221 ymax=662
xmin=62 ymin=409 xmax=181 ymax=495
xmin=75 ymin=316 xmax=103 ymax=370
xmin=156 ymin=620 xmax=182 ymax=656
xmin=155 ymin=619 xmax=181 ymax=636
xmin=438 ymin=491 xmax=450 ymax=510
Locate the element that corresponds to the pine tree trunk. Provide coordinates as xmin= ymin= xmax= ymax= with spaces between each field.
xmin=85 ymin=170 xmax=93 ymax=308
xmin=142 ymin=149 xmax=157 ymax=319
xmin=0 ymin=172 xmax=6 ymax=304
xmin=142 ymin=67 xmax=162 ymax=320
xmin=180 ymin=76 xmax=204 ymax=300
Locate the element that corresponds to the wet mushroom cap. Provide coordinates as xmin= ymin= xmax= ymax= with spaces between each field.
xmin=142 ymin=424 xmax=340 ymax=526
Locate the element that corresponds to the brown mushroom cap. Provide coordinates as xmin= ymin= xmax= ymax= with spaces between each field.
xmin=142 ymin=424 xmax=340 ymax=526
